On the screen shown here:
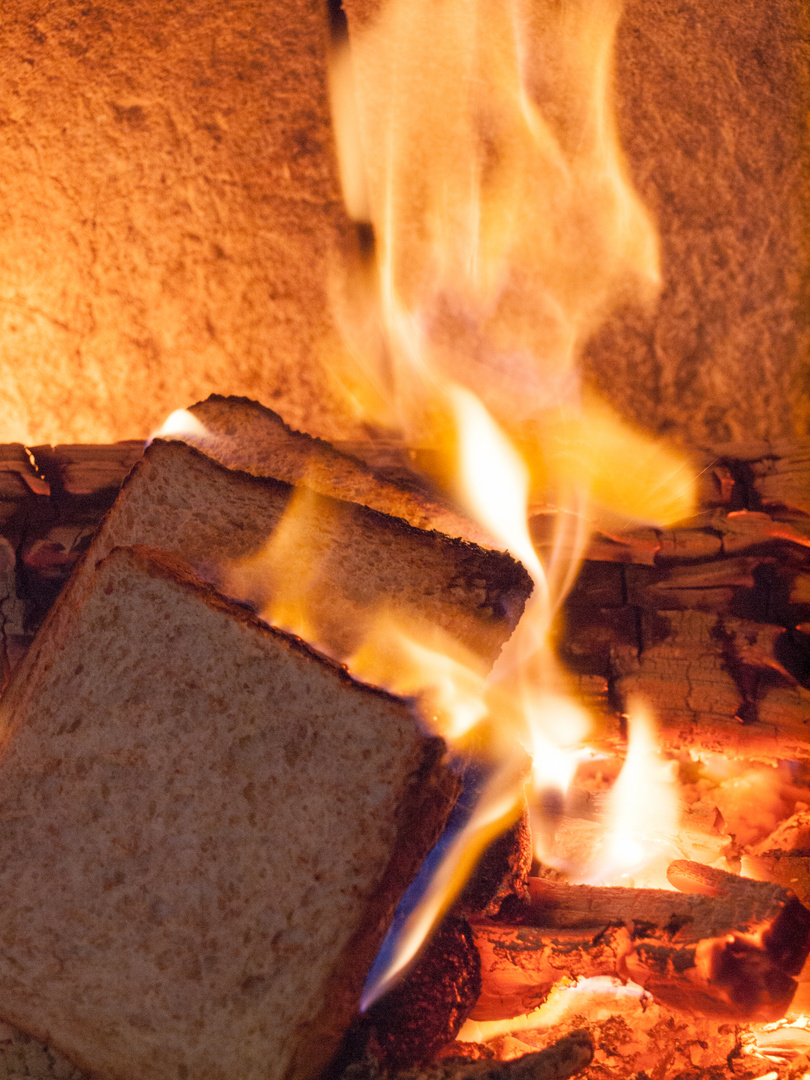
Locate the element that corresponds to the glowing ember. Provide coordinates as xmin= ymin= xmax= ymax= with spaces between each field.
xmin=457 ymin=976 xmax=652 ymax=1046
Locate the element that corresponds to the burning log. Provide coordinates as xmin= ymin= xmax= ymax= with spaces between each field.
xmin=454 ymin=806 xmax=533 ymax=919
xmin=458 ymin=979 xmax=744 ymax=1080
xmin=337 ymin=1031 xmax=594 ymax=1080
xmin=471 ymin=869 xmax=810 ymax=1024
xmin=0 ymin=545 xmax=460 ymax=1080
xmin=353 ymin=917 xmax=482 ymax=1071
xmin=742 ymin=808 xmax=810 ymax=905
xmin=346 ymin=814 xmax=533 ymax=1074
xmin=604 ymin=609 xmax=810 ymax=760
xmin=742 ymin=441 xmax=810 ymax=518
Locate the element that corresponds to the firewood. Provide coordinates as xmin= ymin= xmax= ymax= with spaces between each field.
xmin=454 ymin=805 xmax=533 ymax=920
xmin=608 ymin=608 xmax=810 ymax=760
xmin=29 ymin=442 xmax=145 ymax=498
xmin=460 ymin=979 xmax=742 ymax=1080
xmin=751 ymin=443 xmax=810 ymax=516
xmin=356 ymin=918 xmax=482 ymax=1070
xmin=336 ymin=1031 xmax=593 ymax=1080
xmin=656 ymin=527 xmax=724 ymax=561
xmin=624 ymin=556 xmax=772 ymax=612
xmin=0 ymin=446 xmax=50 ymax=504
xmin=710 ymin=509 xmax=810 ymax=556
xmin=471 ymin=871 xmax=810 ymax=1023
xmin=792 ymin=573 xmax=810 ymax=604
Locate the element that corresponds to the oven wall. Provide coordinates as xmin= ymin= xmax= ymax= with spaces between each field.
xmin=0 ymin=0 xmax=806 ymax=446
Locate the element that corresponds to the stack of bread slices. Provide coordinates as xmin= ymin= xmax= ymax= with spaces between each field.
xmin=0 ymin=399 xmax=531 ymax=1080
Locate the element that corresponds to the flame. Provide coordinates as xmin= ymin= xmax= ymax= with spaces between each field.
xmin=205 ymin=0 xmax=698 ymax=1003
xmin=148 ymin=408 xmax=211 ymax=446
xmin=584 ymin=701 xmax=679 ymax=884
xmin=342 ymin=369 xmax=683 ymax=999
xmin=361 ymin=759 xmax=525 ymax=1009
xmin=223 ymin=485 xmax=340 ymax=649
xmin=349 ymin=613 xmax=489 ymax=743
xmin=151 ymin=41 xmax=692 ymax=997
xmin=327 ymin=11 xmax=371 ymax=225
xmin=330 ymin=0 xmax=696 ymax=527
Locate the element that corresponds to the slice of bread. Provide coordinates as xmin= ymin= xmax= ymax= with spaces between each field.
xmin=185 ymin=395 xmax=487 ymax=544
xmin=0 ymin=545 xmax=459 ymax=1080
xmin=18 ymin=438 xmax=529 ymax=690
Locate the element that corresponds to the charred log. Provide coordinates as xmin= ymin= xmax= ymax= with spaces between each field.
xmin=472 ymin=869 xmax=810 ymax=1023
xmin=336 ymin=1030 xmax=593 ymax=1080
xmin=352 ymin=918 xmax=482 ymax=1071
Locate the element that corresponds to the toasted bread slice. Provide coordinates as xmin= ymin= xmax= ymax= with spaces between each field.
xmin=0 ymin=545 xmax=458 ymax=1080
xmin=18 ymin=438 xmax=529 ymax=689
xmin=185 ymin=395 xmax=487 ymax=544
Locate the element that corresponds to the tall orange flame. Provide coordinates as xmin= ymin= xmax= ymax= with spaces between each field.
xmin=324 ymin=0 xmax=698 ymax=1004
xmin=329 ymin=0 xmax=695 ymax=529
xmin=161 ymin=0 xmax=704 ymax=1006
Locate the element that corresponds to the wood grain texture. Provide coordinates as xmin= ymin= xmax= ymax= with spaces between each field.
xmin=472 ymin=870 xmax=810 ymax=1023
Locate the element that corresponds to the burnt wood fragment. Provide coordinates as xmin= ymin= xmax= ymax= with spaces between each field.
xmin=362 ymin=918 xmax=482 ymax=1070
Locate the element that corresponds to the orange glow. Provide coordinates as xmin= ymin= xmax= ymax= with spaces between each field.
xmin=327 ymin=26 xmax=371 ymax=224
xmin=141 ymin=0 xmax=698 ymax=1004
xmin=170 ymin=0 xmax=699 ymax=1002
xmin=457 ymin=977 xmax=650 ymax=1045
xmin=330 ymin=0 xmax=696 ymax=526
xmin=321 ymin=0 xmax=698 ymax=992
xmin=361 ymin=760 xmax=526 ymax=1008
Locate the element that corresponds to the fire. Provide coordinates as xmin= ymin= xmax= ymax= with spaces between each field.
xmin=223 ymin=485 xmax=344 ymax=649
xmin=329 ymin=0 xmax=695 ymax=529
xmin=323 ymin=0 xmax=700 ymax=997
xmin=349 ymin=614 xmax=489 ymax=743
xmin=158 ymin=0 xmax=701 ymax=1007
xmin=149 ymin=408 xmax=211 ymax=446
xmin=360 ymin=760 xmax=526 ymax=1008
xmin=584 ymin=702 xmax=679 ymax=884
